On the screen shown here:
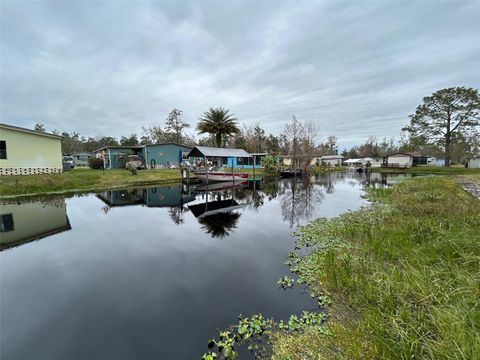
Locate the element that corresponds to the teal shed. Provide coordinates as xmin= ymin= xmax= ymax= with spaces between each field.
xmin=144 ymin=143 xmax=192 ymax=169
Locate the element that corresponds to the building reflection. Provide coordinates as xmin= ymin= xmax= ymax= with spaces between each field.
xmin=97 ymin=185 xmax=197 ymax=210
xmin=0 ymin=198 xmax=71 ymax=251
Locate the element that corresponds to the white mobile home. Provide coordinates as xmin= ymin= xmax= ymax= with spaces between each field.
xmin=468 ymin=156 xmax=480 ymax=169
xmin=320 ymin=155 xmax=344 ymax=166
xmin=0 ymin=123 xmax=63 ymax=175
xmin=383 ymin=152 xmax=414 ymax=168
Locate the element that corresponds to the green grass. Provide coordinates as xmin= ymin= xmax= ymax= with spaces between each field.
xmin=0 ymin=168 xmax=184 ymax=198
xmin=271 ymin=176 xmax=480 ymax=359
xmin=373 ymin=165 xmax=480 ymax=175
xmin=464 ymin=174 xmax=480 ymax=184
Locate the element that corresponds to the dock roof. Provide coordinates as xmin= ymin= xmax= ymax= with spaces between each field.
xmin=187 ymin=146 xmax=251 ymax=158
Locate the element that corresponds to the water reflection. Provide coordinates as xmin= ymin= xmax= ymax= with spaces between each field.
xmin=0 ymin=173 xmax=406 ymax=251
xmin=0 ymin=199 xmax=70 ymax=251
xmin=97 ymin=184 xmax=196 ymax=212
xmin=1 ymin=172 xmax=402 ymax=360
xmin=189 ymin=182 xmax=249 ymax=238
xmin=278 ymin=177 xmax=326 ymax=227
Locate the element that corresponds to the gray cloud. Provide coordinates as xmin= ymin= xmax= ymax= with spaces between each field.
xmin=1 ymin=0 xmax=479 ymax=149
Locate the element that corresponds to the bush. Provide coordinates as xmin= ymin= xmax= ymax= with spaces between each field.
xmin=88 ymin=157 xmax=104 ymax=169
xmin=261 ymin=154 xmax=278 ymax=175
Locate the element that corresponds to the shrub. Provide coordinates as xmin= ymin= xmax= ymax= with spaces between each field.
xmin=88 ymin=157 xmax=104 ymax=169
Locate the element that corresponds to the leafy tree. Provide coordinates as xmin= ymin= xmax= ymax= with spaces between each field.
xmin=402 ymin=87 xmax=480 ymax=166
xmin=198 ymin=135 xmax=215 ymax=147
xmin=253 ymin=125 xmax=266 ymax=152
xmin=234 ymin=136 xmax=247 ymax=150
xmin=358 ymin=136 xmax=381 ymax=158
xmin=265 ymin=134 xmax=280 ymax=154
xmin=141 ymin=126 xmax=166 ymax=144
xmin=34 ymin=123 xmax=45 ymax=132
xmin=318 ymin=136 xmax=338 ymax=155
xmin=197 ymin=107 xmax=240 ymax=147
xmin=164 ymin=108 xmax=190 ymax=144
xmin=120 ymin=134 xmax=139 ymax=146
xmin=61 ymin=132 xmax=82 ymax=155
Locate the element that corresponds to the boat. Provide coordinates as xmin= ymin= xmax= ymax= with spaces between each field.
xmin=195 ymin=170 xmax=249 ymax=183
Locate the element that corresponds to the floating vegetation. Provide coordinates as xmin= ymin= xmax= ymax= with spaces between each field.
xmin=276 ymin=276 xmax=295 ymax=289
xmin=202 ymin=314 xmax=274 ymax=360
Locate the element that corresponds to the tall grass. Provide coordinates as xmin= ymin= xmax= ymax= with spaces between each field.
xmin=271 ymin=177 xmax=480 ymax=359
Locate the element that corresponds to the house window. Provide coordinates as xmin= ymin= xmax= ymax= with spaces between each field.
xmin=0 ymin=140 xmax=6 ymax=159
xmin=0 ymin=214 xmax=14 ymax=232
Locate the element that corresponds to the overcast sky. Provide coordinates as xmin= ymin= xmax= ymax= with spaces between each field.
xmin=1 ymin=0 xmax=479 ymax=149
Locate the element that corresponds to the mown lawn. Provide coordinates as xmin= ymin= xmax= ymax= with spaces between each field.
xmin=0 ymin=168 xmax=183 ymax=197
xmin=271 ymin=176 xmax=480 ymax=359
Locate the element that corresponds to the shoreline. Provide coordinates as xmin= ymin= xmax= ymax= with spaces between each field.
xmin=268 ymin=176 xmax=479 ymax=359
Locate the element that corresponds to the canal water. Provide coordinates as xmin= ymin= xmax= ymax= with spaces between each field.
xmin=0 ymin=172 xmax=399 ymax=359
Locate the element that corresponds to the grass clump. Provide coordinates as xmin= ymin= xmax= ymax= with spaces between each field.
xmin=271 ymin=176 xmax=480 ymax=359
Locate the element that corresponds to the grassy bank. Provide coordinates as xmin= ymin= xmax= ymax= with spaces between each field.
xmin=372 ymin=165 xmax=480 ymax=175
xmin=464 ymin=174 xmax=480 ymax=184
xmin=271 ymin=176 xmax=480 ymax=359
xmin=0 ymin=168 xmax=183 ymax=198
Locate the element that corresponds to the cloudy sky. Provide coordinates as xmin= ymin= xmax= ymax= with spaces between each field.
xmin=1 ymin=0 xmax=479 ymax=148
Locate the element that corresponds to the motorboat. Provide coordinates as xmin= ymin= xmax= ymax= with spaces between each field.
xmin=194 ymin=169 xmax=249 ymax=182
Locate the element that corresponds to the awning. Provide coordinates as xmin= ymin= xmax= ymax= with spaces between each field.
xmin=187 ymin=146 xmax=251 ymax=158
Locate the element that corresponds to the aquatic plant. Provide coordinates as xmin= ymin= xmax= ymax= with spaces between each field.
xmin=276 ymin=275 xmax=295 ymax=289
xmin=202 ymin=314 xmax=274 ymax=360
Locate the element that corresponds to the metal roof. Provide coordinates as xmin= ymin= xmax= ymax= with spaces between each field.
xmin=320 ymin=155 xmax=344 ymax=159
xmin=187 ymin=146 xmax=251 ymax=158
xmin=93 ymin=145 xmax=145 ymax=153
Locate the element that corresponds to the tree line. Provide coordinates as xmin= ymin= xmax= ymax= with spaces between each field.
xmin=35 ymin=86 xmax=479 ymax=166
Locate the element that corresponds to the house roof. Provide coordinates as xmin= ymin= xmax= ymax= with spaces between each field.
xmin=187 ymin=146 xmax=251 ymax=158
xmin=93 ymin=145 xmax=145 ymax=152
xmin=94 ymin=142 xmax=193 ymax=153
xmin=0 ymin=123 xmax=62 ymax=140
xmin=386 ymin=152 xmax=415 ymax=158
xmin=321 ymin=155 xmax=344 ymax=159
xmin=71 ymin=151 xmax=94 ymax=155
xmin=145 ymin=142 xmax=192 ymax=149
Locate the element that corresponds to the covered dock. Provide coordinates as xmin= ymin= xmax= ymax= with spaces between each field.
xmin=187 ymin=146 xmax=252 ymax=168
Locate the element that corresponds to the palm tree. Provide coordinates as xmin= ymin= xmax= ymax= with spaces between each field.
xmin=197 ymin=107 xmax=240 ymax=147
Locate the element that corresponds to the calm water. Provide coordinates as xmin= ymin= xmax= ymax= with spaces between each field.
xmin=0 ymin=172 xmax=399 ymax=359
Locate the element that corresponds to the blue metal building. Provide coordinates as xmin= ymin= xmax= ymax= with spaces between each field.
xmin=144 ymin=143 xmax=192 ymax=169
xmin=93 ymin=143 xmax=192 ymax=169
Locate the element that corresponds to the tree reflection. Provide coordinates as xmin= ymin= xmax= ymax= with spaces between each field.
xmin=279 ymin=178 xmax=325 ymax=227
xmin=168 ymin=206 xmax=185 ymax=225
xmin=198 ymin=211 xmax=241 ymax=238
